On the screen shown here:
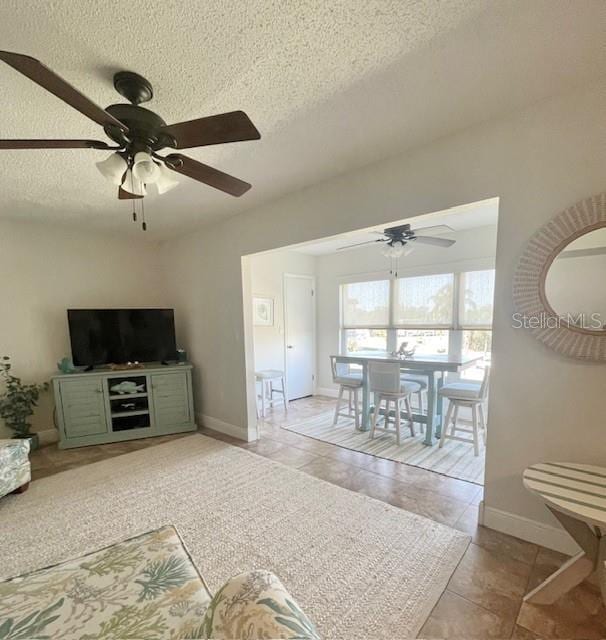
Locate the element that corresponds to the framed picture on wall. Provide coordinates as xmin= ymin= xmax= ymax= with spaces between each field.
xmin=253 ymin=296 xmax=274 ymax=326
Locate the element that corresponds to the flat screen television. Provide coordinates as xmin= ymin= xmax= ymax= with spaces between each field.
xmin=68 ymin=309 xmax=177 ymax=366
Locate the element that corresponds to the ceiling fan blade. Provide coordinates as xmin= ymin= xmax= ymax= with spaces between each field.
xmin=0 ymin=51 xmax=127 ymax=132
xmin=337 ymin=239 xmax=384 ymax=251
xmin=118 ymin=187 xmax=142 ymax=200
xmin=0 ymin=139 xmax=114 ymax=149
xmin=164 ymin=153 xmax=251 ymax=197
xmin=413 ymin=224 xmax=454 ymax=235
xmin=160 ymin=111 xmax=260 ymax=150
xmin=413 ymin=236 xmax=456 ymax=247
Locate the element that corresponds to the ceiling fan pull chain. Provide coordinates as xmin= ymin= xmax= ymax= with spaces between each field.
xmin=141 ymin=196 xmax=147 ymax=231
xmin=132 ymin=197 xmax=137 ymax=222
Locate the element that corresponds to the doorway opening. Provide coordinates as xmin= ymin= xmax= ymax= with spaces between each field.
xmin=243 ymin=197 xmax=499 ymax=486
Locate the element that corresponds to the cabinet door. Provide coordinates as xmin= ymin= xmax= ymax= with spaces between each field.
xmin=59 ymin=378 xmax=108 ymax=438
xmin=151 ymin=372 xmax=192 ymax=433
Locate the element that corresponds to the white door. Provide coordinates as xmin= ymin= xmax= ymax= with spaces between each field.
xmin=284 ymin=275 xmax=315 ymax=400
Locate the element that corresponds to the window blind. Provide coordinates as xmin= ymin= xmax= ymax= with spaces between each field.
xmin=341 ymin=280 xmax=390 ymax=327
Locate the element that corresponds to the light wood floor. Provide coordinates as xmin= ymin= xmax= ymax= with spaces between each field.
xmin=29 ymin=396 xmax=605 ymax=639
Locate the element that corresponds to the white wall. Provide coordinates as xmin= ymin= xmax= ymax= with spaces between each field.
xmin=159 ymin=81 xmax=606 ymax=549
xmin=314 ymin=224 xmax=497 ymax=391
xmin=250 ymin=250 xmax=316 ymax=372
xmin=0 ymin=220 xmax=168 ymax=439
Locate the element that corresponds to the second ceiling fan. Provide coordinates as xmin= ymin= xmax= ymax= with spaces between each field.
xmin=339 ymin=223 xmax=456 ymax=276
xmin=339 ymin=223 xmax=456 ymax=256
xmin=0 ymin=51 xmax=261 ymax=201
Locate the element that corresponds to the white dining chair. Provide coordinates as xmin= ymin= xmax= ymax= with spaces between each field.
xmin=255 ymin=370 xmax=288 ymax=418
xmin=438 ymin=366 xmax=490 ymax=456
xmin=369 ymin=361 xmax=421 ymax=445
xmin=330 ymin=356 xmax=363 ymax=428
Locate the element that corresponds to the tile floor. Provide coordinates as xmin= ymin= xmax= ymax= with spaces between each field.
xmin=28 ymin=396 xmax=605 ymax=639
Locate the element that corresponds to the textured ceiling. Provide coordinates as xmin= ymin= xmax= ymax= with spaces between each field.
xmin=0 ymin=0 xmax=604 ymax=238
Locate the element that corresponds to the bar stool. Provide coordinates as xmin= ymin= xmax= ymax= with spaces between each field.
xmin=400 ymin=372 xmax=427 ymax=429
xmin=330 ymin=356 xmax=363 ymax=428
xmin=255 ymin=370 xmax=288 ymax=418
xmin=369 ymin=361 xmax=421 ymax=445
xmin=438 ymin=366 xmax=490 ymax=456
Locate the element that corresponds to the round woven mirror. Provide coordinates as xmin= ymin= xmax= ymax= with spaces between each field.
xmin=513 ymin=192 xmax=606 ymax=360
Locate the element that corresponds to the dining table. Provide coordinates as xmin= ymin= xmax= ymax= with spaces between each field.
xmin=331 ymin=351 xmax=483 ymax=445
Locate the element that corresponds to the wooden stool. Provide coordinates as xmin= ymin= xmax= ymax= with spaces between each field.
xmin=368 ymin=361 xmax=420 ymax=445
xmin=438 ymin=367 xmax=489 ymax=456
xmin=330 ymin=356 xmax=363 ymax=429
xmin=255 ymin=370 xmax=288 ymax=418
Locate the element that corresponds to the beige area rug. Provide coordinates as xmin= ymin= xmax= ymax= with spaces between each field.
xmin=283 ymin=411 xmax=485 ymax=485
xmin=0 ymin=435 xmax=470 ymax=639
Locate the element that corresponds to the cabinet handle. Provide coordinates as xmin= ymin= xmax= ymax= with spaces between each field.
xmin=96 ymin=388 xmax=103 ymax=393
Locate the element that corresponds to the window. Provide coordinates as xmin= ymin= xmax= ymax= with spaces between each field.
xmin=460 ymin=270 xmax=495 ymax=329
xmin=339 ymin=269 xmax=494 ymax=360
xmin=394 ymin=273 xmax=454 ymax=327
xmin=342 ymin=280 xmax=389 ymax=327
xmin=462 ymin=330 xmax=492 ymax=381
xmin=463 ymin=329 xmax=492 ymax=356
xmin=397 ymin=329 xmax=449 ymax=355
xmin=343 ymin=329 xmax=388 ymax=354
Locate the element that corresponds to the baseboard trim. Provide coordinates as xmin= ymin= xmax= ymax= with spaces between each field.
xmin=316 ymin=386 xmax=339 ymax=399
xmin=38 ymin=428 xmax=59 ymax=446
xmin=197 ymin=413 xmax=252 ymax=442
xmin=482 ymin=504 xmax=580 ymax=556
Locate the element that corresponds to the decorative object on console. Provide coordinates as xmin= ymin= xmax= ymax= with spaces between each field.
xmin=56 ymin=357 xmax=75 ymax=374
xmin=0 ymin=356 xmax=49 ymax=451
xmin=109 ymin=361 xmax=145 ymax=371
xmin=177 ymin=348 xmax=187 ymax=363
xmin=0 ymin=50 xmax=261 ymax=231
xmin=253 ymin=296 xmax=274 ymax=326
xmin=110 ymin=380 xmax=145 ymax=395
xmin=513 ymin=192 xmax=606 ymax=360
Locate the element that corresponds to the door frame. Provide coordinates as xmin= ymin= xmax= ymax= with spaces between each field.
xmin=283 ymin=273 xmax=317 ymax=399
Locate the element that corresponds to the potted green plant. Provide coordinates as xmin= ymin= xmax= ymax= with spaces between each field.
xmin=0 ymin=356 xmax=49 ymax=451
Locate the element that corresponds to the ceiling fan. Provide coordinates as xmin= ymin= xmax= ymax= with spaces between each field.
xmin=338 ymin=223 xmax=456 ymax=257
xmin=0 ymin=51 xmax=261 ymax=205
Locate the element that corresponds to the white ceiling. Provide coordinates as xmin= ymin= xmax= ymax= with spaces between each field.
xmin=290 ymin=197 xmax=499 ymax=256
xmin=0 ymin=1 xmax=604 ymax=238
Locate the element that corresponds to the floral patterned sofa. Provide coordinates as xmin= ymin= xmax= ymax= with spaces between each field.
xmin=0 ymin=438 xmax=30 ymax=498
xmin=0 ymin=525 xmax=319 ymax=640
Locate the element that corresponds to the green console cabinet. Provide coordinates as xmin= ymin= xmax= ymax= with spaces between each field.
xmin=53 ymin=364 xmax=195 ymax=448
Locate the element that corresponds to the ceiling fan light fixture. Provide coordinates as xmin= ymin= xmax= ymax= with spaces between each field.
xmin=154 ymin=162 xmax=180 ymax=194
xmin=95 ymin=152 xmax=127 ymax=186
xmin=390 ymin=241 xmax=405 ymax=258
xmin=381 ymin=243 xmax=393 ymax=258
xmin=121 ymin=169 xmax=147 ymax=196
xmin=132 ymin=151 xmax=160 ymax=184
